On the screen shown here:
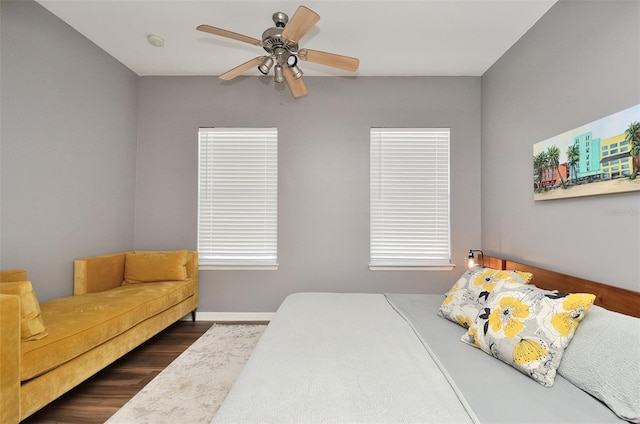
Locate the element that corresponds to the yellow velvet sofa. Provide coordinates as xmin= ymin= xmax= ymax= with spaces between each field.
xmin=0 ymin=250 xmax=198 ymax=423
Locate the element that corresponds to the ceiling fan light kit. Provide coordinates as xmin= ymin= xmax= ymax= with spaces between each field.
xmin=197 ymin=5 xmax=360 ymax=98
xmin=273 ymin=64 xmax=285 ymax=83
xmin=258 ymin=56 xmax=274 ymax=75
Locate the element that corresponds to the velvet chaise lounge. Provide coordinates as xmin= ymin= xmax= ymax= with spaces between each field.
xmin=0 ymin=250 xmax=198 ymax=423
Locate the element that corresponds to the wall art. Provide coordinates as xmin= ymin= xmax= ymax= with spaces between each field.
xmin=533 ymin=104 xmax=640 ymax=200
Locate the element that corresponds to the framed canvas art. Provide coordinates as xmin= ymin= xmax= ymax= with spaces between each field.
xmin=533 ymin=104 xmax=640 ymax=201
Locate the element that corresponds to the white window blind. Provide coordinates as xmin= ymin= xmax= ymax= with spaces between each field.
xmin=370 ymin=128 xmax=452 ymax=270
xmin=198 ymin=128 xmax=277 ymax=269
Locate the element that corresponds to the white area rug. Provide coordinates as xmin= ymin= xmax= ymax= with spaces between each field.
xmin=106 ymin=324 xmax=266 ymax=424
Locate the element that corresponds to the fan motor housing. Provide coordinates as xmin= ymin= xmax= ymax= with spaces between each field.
xmin=262 ymin=15 xmax=298 ymax=54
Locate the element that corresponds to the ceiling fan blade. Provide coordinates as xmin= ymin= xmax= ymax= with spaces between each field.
xmin=197 ymin=24 xmax=262 ymax=46
xmin=281 ymin=6 xmax=320 ymax=44
xmin=298 ymin=49 xmax=360 ymax=72
xmin=283 ymin=66 xmax=308 ymax=98
xmin=219 ymin=57 xmax=266 ymax=81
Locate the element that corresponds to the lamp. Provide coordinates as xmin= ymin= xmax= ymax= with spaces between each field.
xmin=467 ymin=249 xmax=484 ymax=269
xmin=288 ymin=63 xmax=303 ymax=79
xmin=258 ymin=56 xmax=274 ymax=75
xmin=286 ymin=54 xmax=298 ymax=67
xmin=286 ymin=54 xmax=303 ymax=79
xmin=273 ymin=64 xmax=285 ymax=83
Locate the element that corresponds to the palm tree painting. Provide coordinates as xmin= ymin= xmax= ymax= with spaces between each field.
xmin=546 ymin=145 xmax=566 ymax=189
xmin=533 ymin=151 xmax=548 ymax=192
xmin=566 ymin=144 xmax=579 ymax=184
xmin=533 ymin=104 xmax=640 ymax=200
xmin=625 ymin=121 xmax=640 ymax=180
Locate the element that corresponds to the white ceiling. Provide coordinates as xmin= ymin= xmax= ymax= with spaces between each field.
xmin=35 ymin=0 xmax=556 ymax=77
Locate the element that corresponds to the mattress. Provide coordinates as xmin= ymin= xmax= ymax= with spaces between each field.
xmin=213 ymin=292 xmax=624 ymax=423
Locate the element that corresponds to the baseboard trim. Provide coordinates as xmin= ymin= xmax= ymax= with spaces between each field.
xmin=183 ymin=312 xmax=275 ymax=322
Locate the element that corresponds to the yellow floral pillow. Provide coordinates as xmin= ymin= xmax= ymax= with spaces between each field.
xmin=438 ymin=266 xmax=533 ymax=328
xmin=461 ymin=282 xmax=595 ymax=387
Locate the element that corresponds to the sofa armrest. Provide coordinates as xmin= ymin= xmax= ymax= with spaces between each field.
xmin=186 ymin=251 xmax=199 ymax=283
xmin=1 ymin=269 xmax=28 ymax=282
xmin=0 ymin=294 xmax=21 ymax=424
xmin=74 ymin=253 xmax=126 ymax=295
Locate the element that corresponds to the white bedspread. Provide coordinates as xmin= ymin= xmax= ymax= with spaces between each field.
xmin=212 ymin=293 xmax=478 ymax=424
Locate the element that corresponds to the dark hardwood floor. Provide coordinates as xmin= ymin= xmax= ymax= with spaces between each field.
xmin=22 ymin=321 xmax=213 ymax=424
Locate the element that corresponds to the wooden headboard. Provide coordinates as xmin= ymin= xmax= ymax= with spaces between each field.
xmin=484 ymin=255 xmax=640 ymax=318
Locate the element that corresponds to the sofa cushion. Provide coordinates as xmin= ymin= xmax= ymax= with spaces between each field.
xmin=123 ymin=250 xmax=188 ymax=285
xmin=20 ymin=279 xmax=195 ymax=381
xmin=0 ymin=281 xmax=48 ymax=341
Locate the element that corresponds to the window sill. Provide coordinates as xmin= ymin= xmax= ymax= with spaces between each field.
xmin=369 ymin=263 xmax=456 ymax=271
xmin=200 ymin=264 xmax=279 ymax=271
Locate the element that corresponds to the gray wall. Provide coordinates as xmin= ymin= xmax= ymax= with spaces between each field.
xmin=134 ymin=76 xmax=481 ymax=312
xmin=12 ymin=0 xmax=634 ymax=312
xmin=0 ymin=0 xmax=139 ymax=301
xmin=481 ymin=0 xmax=640 ymax=291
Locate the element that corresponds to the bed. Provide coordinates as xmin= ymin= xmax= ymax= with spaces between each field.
xmin=213 ymin=256 xmax=640 ymax=423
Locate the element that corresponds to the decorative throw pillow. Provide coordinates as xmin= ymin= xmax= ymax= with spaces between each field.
xmin=558 ymin=305 xmax=640 ymax=422
xmin=461 ymin=282 xmax=595 ymax=387
xmin=438 ymin=266 xmax=533 ymax=328
xmin=123 ymin=250 xmax=188 ymax=285
xmin=0 ymin=280 xmax=48 ymax=341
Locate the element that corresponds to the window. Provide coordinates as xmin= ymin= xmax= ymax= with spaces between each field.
xmin=370 ymin=128 xmax=452 ymax=270
xmin=198 ymin=128 xmax=278 ymax=269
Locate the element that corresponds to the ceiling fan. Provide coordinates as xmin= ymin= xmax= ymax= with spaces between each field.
xmin=197 ymin=6 xmax=360 ymax=98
